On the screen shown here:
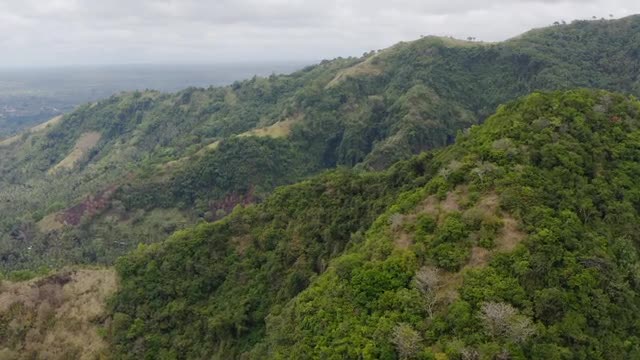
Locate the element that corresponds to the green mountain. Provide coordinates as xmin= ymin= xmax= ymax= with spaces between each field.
xmin=109 ymin=89 xmax=640 ymax=359
xmin=2 ymin=16 xmax=640 ymax=272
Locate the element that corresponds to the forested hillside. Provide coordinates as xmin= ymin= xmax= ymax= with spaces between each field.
xmin=108 ymin=89 xmax=640 ymax=359
xmin=1 ymin=16 xmax=639 ymax=273
xmin=1 ymin=14 xmax=640 ymax=360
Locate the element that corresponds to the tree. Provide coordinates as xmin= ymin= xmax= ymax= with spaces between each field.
xmin=479 ymin=302 xmax=535 ymax=343
xmin=413 ymin=266 xmax=442 ymax=318
xmin=461 ymin=348 xmax=480 ymax=360
xmin=391 ymin=323 xmax=422 ymax=359
xmin=480 ymin=302 xmax=517 ymax=339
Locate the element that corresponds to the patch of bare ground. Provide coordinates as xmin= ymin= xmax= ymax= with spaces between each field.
xmin=495 ymin=216 xmax=525 ymax=252
xmin=408 ymin=190 xmax=527 ymax=306
xmin=466 ymin=246 xmax=491 ymax=269
xmin=393 ymin=186 xmax=469 ymax=250
xmin=441 ymin=187 xmax=468 ymax=213
xmin=395 ymin=230 xmax=412 ymax=250
xmin=0 ymin=268 xmax=117 ymax=359
xmin=418 ymin=195 xmax=440 ymax=216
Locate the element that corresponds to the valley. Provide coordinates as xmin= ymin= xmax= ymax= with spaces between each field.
xmin=1 ymin=15 xmax=640 ymax=359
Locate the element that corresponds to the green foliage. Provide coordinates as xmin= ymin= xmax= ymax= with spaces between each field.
xmin=245 ymin=89 xmax=640 ymax=359
xmin=429 ymin=243 xmax=470 ymax=271
xmin=107 ymin=166 xmax=430 ymax=358
xmin=3 ymin=16 xmax=640 ymax=271
xmin=4 ymin=16 xmax=640 ymax=360
xmin=109 ymin=88 xmax=640 ymax=359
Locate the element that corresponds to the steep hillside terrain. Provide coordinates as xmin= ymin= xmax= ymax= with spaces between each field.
xmin=0 ymin=268 xmax=116 ymax=359
xmin=0 ymin=63 xmax=303 ymax=138
xmin=1 ymin=17 xmax=639 ymax=273
xmin=108 ymin=89 xmax=640 ymax=359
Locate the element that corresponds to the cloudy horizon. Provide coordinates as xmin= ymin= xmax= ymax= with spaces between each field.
xmin=1 ymin=0 xmax=639 ymax=68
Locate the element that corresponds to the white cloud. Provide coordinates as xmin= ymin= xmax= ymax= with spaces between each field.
xmin=0 ymin=0 xmax=638 ymax=66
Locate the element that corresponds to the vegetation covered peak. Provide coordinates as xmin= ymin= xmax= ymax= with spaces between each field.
xmin=107 ymin=89 xmax=640 ymax=359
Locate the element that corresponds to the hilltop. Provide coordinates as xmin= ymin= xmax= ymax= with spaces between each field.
xmin=1 ymin=16 xmax=639 ymax=273
xmin=108 ymin=89 xmax=640 ymax=358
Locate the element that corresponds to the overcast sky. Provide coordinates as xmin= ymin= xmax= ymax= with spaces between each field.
xmin=1 ymin=0 xmax=639 ymax=67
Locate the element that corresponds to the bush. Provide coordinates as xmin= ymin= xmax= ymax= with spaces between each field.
xmin=429 ymin=243 xmax=470 ymax=271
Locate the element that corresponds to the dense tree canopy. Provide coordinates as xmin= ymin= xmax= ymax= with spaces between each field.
xmin=108 ymin=89 xmax=640 ymax=359
xmin=2 ymin=16 xmax=640 ymax=272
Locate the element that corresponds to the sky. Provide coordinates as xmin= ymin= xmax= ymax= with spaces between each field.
xmin=1 ymin=0 xmax=639 ymax=67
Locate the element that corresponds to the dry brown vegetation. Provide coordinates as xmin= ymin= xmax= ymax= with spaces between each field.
xmin=394 ymin=187 xmax=527 ymax=305
xmin=238 ymin=113 xmax=303 ymax=139
xmin=325 ymin=57 xmax=384 ymax=89
xmin=36 ymin=213 xmax=65 ymax=233
xmin=0 ymin=268 xmax=117 ymax=359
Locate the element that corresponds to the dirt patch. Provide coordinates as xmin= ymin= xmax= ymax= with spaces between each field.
xmin=419 ymin=195 xmax=440 ymax=215
xmin=476 ymin=193 xmax=500 ymax=213
xmin=59 ymin=185 xmax=117 ymax=226
xmin=0 ymin=268 xmax=117 ymax=359
xmin=441 ymin=191 xmax=461 ymax=213
xmin=49 ymin=131 xmax=102 ymax=173
xmin=465 ymin=246 xmax=491 ymax=269
xmin=412 ymin=190 xmax=526 ymax=306
xmin=436 ymin=272 xmax=463 ymax=304
xmin=37 ymin=185 xmax=118 ymax=231
xmin=395 ymin=231 xmax=412 ymax=250
xmin=495 ymin=216 xmax=525 ymax=252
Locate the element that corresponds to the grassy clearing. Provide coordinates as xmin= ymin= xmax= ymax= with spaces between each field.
xmin=0 ymin=115 xmax=63 ymax=147
xmin=238 ymin=114 xmax=302 ymax=139
xmin=36 ymin=213 xmax=65 ymax=233
xmin=325 ymin=57 xmax=384 ymax=89
xmin=49 ymin=131 xmax=102 ymax=174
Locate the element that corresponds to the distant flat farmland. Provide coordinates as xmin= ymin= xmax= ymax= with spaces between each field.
xmin=0 ymin=62 xmax=305 ymax=138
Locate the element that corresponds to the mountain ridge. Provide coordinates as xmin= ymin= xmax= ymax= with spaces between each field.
xmin=108 ymin=89 xmax=640 ymax=359
xmin=2 ymin=16 xmax=639 ymax=273
xmin=2 ymin=17 xmax=640 ymax=359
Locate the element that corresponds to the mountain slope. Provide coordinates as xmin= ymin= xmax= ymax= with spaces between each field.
xmin=0 ymin=268 xmax=116 ymax=359
xmin=2 ymin=16 xmax=640 ymax=273
xmin=107 ymin=89 xmax=640 ymax=359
